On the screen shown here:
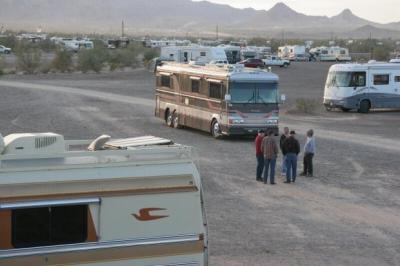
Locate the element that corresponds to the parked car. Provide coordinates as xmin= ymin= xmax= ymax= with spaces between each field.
xmin=263 ymin=56 xmax=290 ymax=68
xmin=0 ymin=45 xmax=11 ymax=54
xmin=238 ymin=58 xmax=265 ymax=68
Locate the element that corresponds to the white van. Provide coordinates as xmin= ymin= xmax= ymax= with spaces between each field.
xmin=0 ymin=133 xmax=208 ymax=265
xmin=323 ymin=62 xmax=400 ymax=112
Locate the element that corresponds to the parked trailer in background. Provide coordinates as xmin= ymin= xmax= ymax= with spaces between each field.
xmin=323 ymin=62 xmax=400 ymax=113
xmin=160 ymin=46 xmax=227 ymax=65
xmin=0 ymin=133 xmax=208 ymax=265
xmin=310 ymin=46 xmax=351 ymax=62
xmin=278 ymin=45 xmax=306 ymax=61
xmin=155 ymin=63 xmax=285 ymax=138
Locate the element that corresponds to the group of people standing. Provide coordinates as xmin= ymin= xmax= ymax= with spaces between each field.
xmin=255 ymin=127 xmax=316 ymax=185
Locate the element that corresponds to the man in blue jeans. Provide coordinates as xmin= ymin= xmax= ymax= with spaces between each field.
xmin=261 ymin=131 xmax=278 ymax=185
xmin=282 ymin=130 xmax=300 ymax=183
xmin=254 ymin=130 xmax=265 ymax=181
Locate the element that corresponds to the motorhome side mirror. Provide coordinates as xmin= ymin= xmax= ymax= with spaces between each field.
xmin=280 ymin=94 xmax=286 ymax=103
xmin=224 ymin=94 xmax=231 ymax=102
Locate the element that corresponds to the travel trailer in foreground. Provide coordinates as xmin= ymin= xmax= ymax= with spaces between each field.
xmin=155 ymin=63 xmax=284 ymax=138
xmin=0 ymin=133 xmax=208 ymax=265
xmin=323 ymin=62 xmax=400 ymax=113
xmin=160 ymin=46 xmax=227 ymax=65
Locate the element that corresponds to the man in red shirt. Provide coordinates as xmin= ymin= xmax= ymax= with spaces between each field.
xmin=255 ymin=130 xmax=265 ymax=181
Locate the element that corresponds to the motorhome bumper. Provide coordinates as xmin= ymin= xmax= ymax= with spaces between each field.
xmin=324 ymin=99 xmax=347 ymax=108
xmin=223 ymin=126 xmax=279 ymax=136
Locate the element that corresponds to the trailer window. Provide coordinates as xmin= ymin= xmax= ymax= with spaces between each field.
xmin=209 ymin=82 xmax=223 ymax=99
xmin=395 ymin=76 xmax=400 ymax=82
xmin=160 ymin=75 xmax=171 ymax=88
xmin=191 ymin=79 xmax=200 ymax=93
xmin=12 ymin=205 xmax=87 ymax=248
xmin=200 ymin=52 xmax=206 ymax=57
xmin=374 ymin=74 xmax=389 ymax=85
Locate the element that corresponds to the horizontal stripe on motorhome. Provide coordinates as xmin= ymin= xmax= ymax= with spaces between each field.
xmin=156 ymin=89 xmax=222 ymax=104
xmin=206 ymin=78 xmax=223 ymax=84
xmin=0 ymin=234 xmax=204 ymax=264
xmin=159 ymin=72 xmax=173 ymax=76
xmin=0 ymin=185 xmax=198 ymax=203
xmin=0 ymin=197 xmax=100 ymax=210
xmin=189 ymin=76 xmax=201 ymax=80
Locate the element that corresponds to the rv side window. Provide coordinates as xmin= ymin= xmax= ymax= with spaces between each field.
xmin=161 ymin=75 xmax=171 ymax=88
xmin=12 ymin=205 xmax=88 ymax=248
xmin=351 ymin=72 xmax=366 ymax=87
xmin=200 ymin=52 xmax=206 ymax=57
xmin=373 ymin=74 xmax=390 ymax=85
xmin=395 ymin=76 xmax=400 ymax=82
xmin=209 ymin=82 xmax=222 ymax=99
xmin=191 ymin=79 xmax=200 ymax=93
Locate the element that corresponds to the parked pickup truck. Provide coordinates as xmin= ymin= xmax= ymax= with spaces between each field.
xmin=263 ymin=56 xmax=290 ymax=68
xmin=0 ymin=45 xmax=11 ymax=54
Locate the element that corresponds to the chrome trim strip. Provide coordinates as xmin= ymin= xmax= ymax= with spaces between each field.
xmin=152 ymin=262 xmax=200 ymax=266
xmin=156 ymin=89 xmax=221 ymax=104
xmin=0 ymin=234 xmax=201 ymax=259
xmin=0 ymin=197 xmax=101 ymax=210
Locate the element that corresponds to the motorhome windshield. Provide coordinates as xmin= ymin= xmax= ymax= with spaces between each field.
xmin=229 ymin=82 xmax=278 ymax=104
xmin=326 ymin=71 xmax=366 ymax=87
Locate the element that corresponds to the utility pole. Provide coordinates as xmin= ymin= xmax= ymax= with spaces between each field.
xmin=122 ymin=20 xmax=125 ymax=37
xmin=369 ymin=32 xmax=373 ymax=60
xmin=216 ymin=25 xmax=219 ymax=41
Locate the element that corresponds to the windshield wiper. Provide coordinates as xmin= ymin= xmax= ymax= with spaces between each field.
xmin=247 ymin=92 xmax=255 ymax=103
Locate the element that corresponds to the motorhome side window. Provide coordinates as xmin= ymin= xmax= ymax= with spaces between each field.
xmin=374 ymin=74 xmax=390 ymax=85
xmin=11 ymin=205 xmax=88 ymax=248
xmin=395 ymin=76 xmax=400 ymax=82
xmin=191 ymin=79 xmax=200 ymax=93
xmin=200 ymin=51 xmax=206 ymax=56
xmin=160 ymin=75 xmax=171 ymax=88
xmin=351 ymin=72 xmax=366 ymax=87
xmin=209 ymin=82 xmax=224 ymax=99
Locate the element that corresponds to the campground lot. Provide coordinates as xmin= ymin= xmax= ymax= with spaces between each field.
xmin=0 ymin=62 xmax=399 ymax=266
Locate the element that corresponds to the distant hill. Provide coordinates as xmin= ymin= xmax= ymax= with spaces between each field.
xmin=0 ymin=0 xmax=398 ymax=38
xmin=344 ymin=25 xmax=400 ymax=39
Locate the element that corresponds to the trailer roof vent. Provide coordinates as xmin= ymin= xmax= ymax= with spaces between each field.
xmin=2 ymin=133 xmax=65 ymax=155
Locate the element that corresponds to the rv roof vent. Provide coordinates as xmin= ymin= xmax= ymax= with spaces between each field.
xmin=88 ymin=135 xmax=111 ymax=151
xmin=2 ymin=133 xmax=65 ymax=155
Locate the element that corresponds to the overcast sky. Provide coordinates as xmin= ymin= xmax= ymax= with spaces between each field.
xmin=193 ymin=0 xmax=400 ymax=23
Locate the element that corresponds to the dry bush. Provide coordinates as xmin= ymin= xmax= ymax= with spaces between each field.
xmin=16 ymin=47 xmax=42 ymax=74
xmin=295 ymin=98 xmax=318 ymax=114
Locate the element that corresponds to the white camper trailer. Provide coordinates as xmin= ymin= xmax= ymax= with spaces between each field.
xmin=160 ymin=46 xmax=227 ymax=64
xmin=310 ymin=46 xmax=351 ymax=62
xmin=63 ymin=39 xmax=94 ymax=52
xmin=0 ymin=133 xmax=208 ymax=265
xmin=323 ymin=62 xmax=400 ymax=112
xmin=278 ymin=45 xmax=306 ymax=61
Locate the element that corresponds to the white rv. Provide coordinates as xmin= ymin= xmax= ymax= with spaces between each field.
xmin=0 ymin=133 xmax=208 ymax=265
xmin=310 ymin=46 xmax=351 ymax=62
xmin=278 ymin=45 xmax=306 ymax=61
xmin=160 ymin=45 xmax=227 ymax=64
xmin=63 ymin=39 xmax=94 ymax=52
xmin=323 ymin=62 xmax=400 ymax=112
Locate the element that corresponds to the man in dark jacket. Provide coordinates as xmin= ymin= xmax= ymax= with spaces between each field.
xmin=282 ymin=130 xmax=300 ymax=183
xmin=279 ymin=127 xmax=289 ymax=176
xmin=254 ymin=130 xmax=265 ymax=181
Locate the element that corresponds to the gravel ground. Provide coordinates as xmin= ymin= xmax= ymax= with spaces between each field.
xmin=0 ymin=62 xmax=399 ymax=266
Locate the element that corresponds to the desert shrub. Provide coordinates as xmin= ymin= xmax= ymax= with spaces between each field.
xmin=16 ymin=46 xmax=42 ymax=74
xmin=108 ymin=48 xmax=140 ymax=71
xmin=143 ymin=48 xmax=160 ymax=64
xmin=373 ymin=46 xmax=390 ymax=61
xmin=295 ymin=98 xmax=318 ymax=114
xmin=51 ymin=49 xmax=73 ymax=72
xmin=77 ymin=48 xmax=108 ymax=73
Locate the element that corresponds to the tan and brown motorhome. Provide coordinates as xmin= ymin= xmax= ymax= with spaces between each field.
xmin=155 ymin=63 xmax=283 ymax=138
xmin=0 ymin=133 xmax=207 ymax=266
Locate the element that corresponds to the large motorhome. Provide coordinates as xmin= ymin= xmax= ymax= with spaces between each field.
xmin=155 ymin=63 xmax=284 ymax=138
xmin=160 ymin=46 xmax=227 ymax=65
xmin=310 ymin=46 xmax=351 ymax=62
xmin=219 ymin=45 xmax=241 ymax=64
xmin=62 ymin=39 xmax=94 ymax=52
xmin=323 ymin=62 xmax=400 ymax=112
xmin=0 ymin=133 xmax=208 ymax=265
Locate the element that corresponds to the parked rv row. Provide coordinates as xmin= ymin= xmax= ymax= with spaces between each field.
xmin=278 ymin=45 xmax=352 ymax=62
